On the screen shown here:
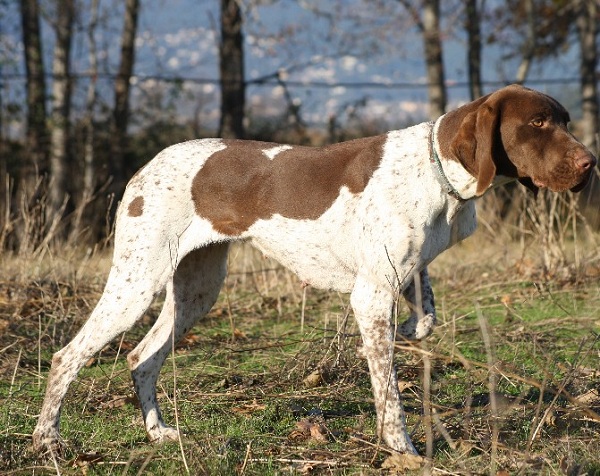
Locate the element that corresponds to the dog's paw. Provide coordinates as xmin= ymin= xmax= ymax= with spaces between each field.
xmin=147 ymin=424 xmax=183 ymax=444
xmin=32 ymin=427 xmax=66 ymax=456
xmin=397 ymin=313 xmax=436 ymax=340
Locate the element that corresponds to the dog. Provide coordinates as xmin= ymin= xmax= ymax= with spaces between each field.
xmin=33 ymin=84 xmax=596 ymax=455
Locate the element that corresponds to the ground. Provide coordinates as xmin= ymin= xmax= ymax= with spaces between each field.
xmin=1 ymin=231 xmax=599 ymax=475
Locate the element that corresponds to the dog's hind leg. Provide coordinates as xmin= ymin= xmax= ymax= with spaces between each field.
xmin=127 ymin=243 xmax=229 ymax=443
xmin=32 ymin=249 xmax=173 ymax=452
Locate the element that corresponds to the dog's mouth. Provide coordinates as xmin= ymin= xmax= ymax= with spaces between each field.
xmin=531 ymin=169 xmax=594 ymax=193
xmin=570 ymin=173 xmax=592 ymax=193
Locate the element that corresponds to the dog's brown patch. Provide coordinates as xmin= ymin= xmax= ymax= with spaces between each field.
xmin=128 ymin=196 xmax=144 ymax=217
xmin=191 ymin=136 xmax=385 ymax=235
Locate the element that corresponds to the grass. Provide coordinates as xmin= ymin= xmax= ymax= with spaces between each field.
xmin=1 ymin=233 xmax=600 ymax=475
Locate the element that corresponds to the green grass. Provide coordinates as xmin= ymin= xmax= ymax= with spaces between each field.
xmin=1 ymin=240 xmax=600 ymax=474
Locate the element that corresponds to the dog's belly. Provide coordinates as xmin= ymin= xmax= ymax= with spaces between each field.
xmin=247 ymin=217 xmax=358 ymax=293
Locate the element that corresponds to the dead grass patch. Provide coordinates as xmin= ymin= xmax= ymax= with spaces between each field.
xmin=1 ymin=231 xmax=599 ymax=474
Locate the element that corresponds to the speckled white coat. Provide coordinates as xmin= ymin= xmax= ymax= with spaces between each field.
xmin=32 ymin=119 xmax=479 ymax=456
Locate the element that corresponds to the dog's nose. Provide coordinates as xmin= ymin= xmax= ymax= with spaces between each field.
xmin=575 ymin=152 xmax=597 ymax=171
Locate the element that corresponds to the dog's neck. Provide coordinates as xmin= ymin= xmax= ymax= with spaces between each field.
xmin=431 ymin=117 xmax=481 ymax=200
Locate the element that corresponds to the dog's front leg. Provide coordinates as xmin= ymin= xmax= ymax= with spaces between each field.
xmin=351 ymin=276 xmax=418 ymax=455
xmin=398 ymin=268 xmax=437 ymax=340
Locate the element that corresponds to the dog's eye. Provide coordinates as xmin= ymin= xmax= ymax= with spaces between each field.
xmin=531 ymin=118 xmax=544 ymax=128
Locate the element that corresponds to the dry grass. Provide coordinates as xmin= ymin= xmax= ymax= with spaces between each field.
xmin=1 ymin=191 xmax=600 ymax=474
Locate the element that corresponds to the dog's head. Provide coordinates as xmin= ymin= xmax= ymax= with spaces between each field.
xmin=448 ymin=84 xmax=596 ymax=196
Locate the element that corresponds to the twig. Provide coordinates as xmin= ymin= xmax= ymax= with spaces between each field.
xmin=301 ymin=284 xmax=307 ymax=333
xmin=49 ymin=445 xmax=62 ymax=476
xmin=134 ymin=448 xmax=158 ymax=476
xmin=422 ymin=339 xmax=433 ymax=474
xmin=168 ymin=241 xmax=190 ymax=475
xmin=528 ymin=336 xmax=596 ymax=443
xmin=526 ymin=374 xmax=548 ymax=451
xmin=248 ymin=457 xmax=368 ymax=468
xmin=106 ymin=332 xmax=126 ymax=392
xmin=476 ymin=303 xmax=498 ymax=476
xmin=432 ymin=408 xmax=457 ymax=451
xmin=9 ymin=348 xmax=22 ymax=398
xmin=239 ymin=442 xmax=252 ymax=475
xmin=38 ymin=313 xmax=42 ymax=389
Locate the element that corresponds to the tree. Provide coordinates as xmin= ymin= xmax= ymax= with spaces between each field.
xmin=397 ymin=0 xmax=446 ymax=119
xmin=465 ymin=0 xmax=482 ymax=99
xmin=47 ymin=0 xmax=75 ymax=223
xmin=19 ymin=0 xmax=48 ymax=195
xmin=218 ymin=0 xmax=245 ymax=139
xmin=83 ymin=0 xmax=100 ymax=205
xmin=112 ymin=0 xmax=139 ymax=196
xmin=70 ymin=0 xmax=100 ymax=239
xmin=488 ymin=0 xmax=572 ymax=84
xmin=575 ymin=0 xmax=599 ymax=154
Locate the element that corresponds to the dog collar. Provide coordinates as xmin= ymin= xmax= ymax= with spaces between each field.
xmin=429 ymin=122 xmax=465 ymax=202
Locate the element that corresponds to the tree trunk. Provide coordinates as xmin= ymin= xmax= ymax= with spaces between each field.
xmin=576 ymin=0 xmax=599 ymax=211
xmin=0 ymin=89 xmax=5 ymax=247
xmin=422 ymin=0 xmax=446 ymax=120
xmin=465 ymin=0 xmax=482 ymax=100
xmin=70 ymin=0 xmax=99 ymax=240
xmin=48 ymin=0 xmax=75 ymax=224
xmin=20 ymin=0 xmax=48 ymax=196
xmin=218 ymin=0 xmax=245 ymax=139
xmin=514 ymin=0 xmax=535 ymax=84
xmin=576 ymin=0 xmax=599 ymax=154
xmin=112 ymin=0 xmax=139 ymax=196
xmin=83 ymin=0 xmax=99 ymax=204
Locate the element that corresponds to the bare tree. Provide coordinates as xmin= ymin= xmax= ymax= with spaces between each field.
xmin=576 ymin=0 xmax=599 ymax=154
xmin=489 ymin=0 xmax=572 ymax=84
xmin=112 ymin=0 xmax=139 ymax=195
xmin=465 ymin=0 xmax=483 ymax=99
xmin=70 ymin=0 xmax=100 ymax=239
xmin=574 ymin=0 xmax=599 ymax=212
xmin=514 ymin=0 xmax=535 ymax=83
xmin=19 ymin=0 xmax=48 ymax=195
xmin=219 ymin=0 xmax=245 ymax=139
xmin=83 ymin=0 xmax=99 ymax=202
xmin=47 ymin=0 xmax=75 ymax=223
xmin=397 ymin=0 xmax=446 ymax=119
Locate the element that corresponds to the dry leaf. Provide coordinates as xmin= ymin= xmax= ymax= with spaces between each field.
xmin=72 ymin=451 xmax=103 ymax=473
xmin=381 ymin=453 xmax=424 ymax=472
xmin=100 ymin=393 xmax=138 ymax=409
xmin=289 ymin=419 xmax=328 ymax=443
xmin=573 ymin=389 xmax=599 ymax=405
xmin=179 ymin=333 xmax=201 ymax=346
xmin=118 ymin=340 xmax=135 ymax=351
xmin=397 ymin=380 xmax=414 ymax=392
xmin=309 ymin=423 xmax=328 ymax=442
xmin=299 ymin=462 xmax=316 ymax=474
xmin=231 ymin=399 xmax=266 ymax=416
xmin=303 ymin=369 xmax=323 ymax=388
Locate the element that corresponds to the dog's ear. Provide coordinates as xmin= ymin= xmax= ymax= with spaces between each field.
xmin=518 ymin=177 xmax=539 ymax=198
xmin=450 ymin=94 xmax=501 ymax=197
xmin=473 ymin=102 xmax=500 ymax=196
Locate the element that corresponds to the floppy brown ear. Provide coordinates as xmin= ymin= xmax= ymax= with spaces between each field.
xmin=518 ymin=177 xmax=539 ymax=198
xmin=473 ymin=103 xmax=500 ymax=196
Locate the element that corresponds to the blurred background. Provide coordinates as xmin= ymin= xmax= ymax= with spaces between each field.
xmin=0 ymin=0 xmax=598 ymax=252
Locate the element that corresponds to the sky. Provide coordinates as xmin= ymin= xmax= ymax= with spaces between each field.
xmin=0 ymin=0 xmax=585 ymax=135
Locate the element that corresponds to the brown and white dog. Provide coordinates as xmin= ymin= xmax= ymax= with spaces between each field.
xmin=33 ymin=85 xmax=596 ymax=455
